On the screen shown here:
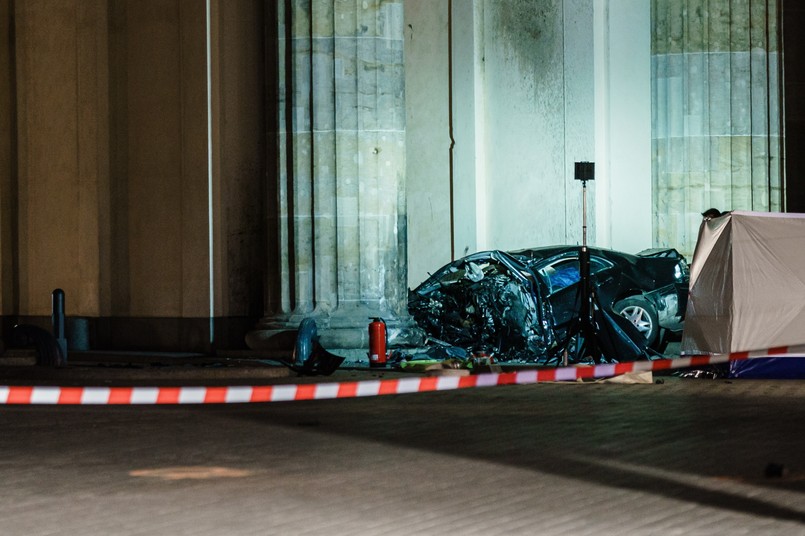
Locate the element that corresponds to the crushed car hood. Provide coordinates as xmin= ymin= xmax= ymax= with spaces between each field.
xmin=409 ymin=246 xmax=689 ymax=364
xmin=408 ymin=250 xmax=555 ymax=362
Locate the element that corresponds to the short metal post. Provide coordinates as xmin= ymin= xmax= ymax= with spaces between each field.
xmin=52 ymin=288 xmax=67 ymax=363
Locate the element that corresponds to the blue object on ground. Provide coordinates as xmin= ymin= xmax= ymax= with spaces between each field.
xmin=729 ymin=357 xmax=805 ymax=379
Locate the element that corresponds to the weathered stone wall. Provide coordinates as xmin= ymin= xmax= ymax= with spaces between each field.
xmin=3 ymin=0 xmax=267 ymax=351
xmin=209 ymin=0 xmax=266 ymax=328
xmin=596 ymin=0 xmax=653 ymax=254
xmin=652 ymin=0 xmax=783 ymax=256
xmin=107 ymin=0 xmax=209 ymax=319
xmin=1 ymin=0 xmax=786 ymax=352
xmin=403 ymin=0 xmax=451 ymax=287
xmin=14 ymin=0 xmax=110 ymax=318
xmin=477 ymin=0 xmax=594 ymax=251
xmin=404 ymin=0 xmax=597 ymax=279
xmin=248 ymin=0 xmax=417 ymax=352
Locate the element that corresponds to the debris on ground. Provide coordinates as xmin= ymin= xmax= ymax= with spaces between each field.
xmin=673 ymin=364 xmax=728 ymax=379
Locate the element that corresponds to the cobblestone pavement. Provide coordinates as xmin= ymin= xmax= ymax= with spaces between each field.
xmin=1 ymin=366 xmax=804 ymax=535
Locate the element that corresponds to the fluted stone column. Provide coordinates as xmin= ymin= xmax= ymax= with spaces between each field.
xmin=247 ymin=0 xmax=420 ymax=355
xmin=651 ymin=0 xmax=783 ymax=257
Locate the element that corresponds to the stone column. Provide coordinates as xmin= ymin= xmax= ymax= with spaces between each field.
xmin=13 ymin=0 xmax=110 ymax=318
xmin=247 ymin=0 xmax=420 ymax=355
xmin=651 ymin=0 xmax=783 ymax=257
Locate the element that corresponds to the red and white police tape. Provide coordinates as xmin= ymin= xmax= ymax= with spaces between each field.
xmin=2 ymin=344 xmax=804 ymax=405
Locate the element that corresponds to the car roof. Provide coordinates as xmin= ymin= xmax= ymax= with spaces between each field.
xmin=508 ymin=245 xmax=639 ymax=265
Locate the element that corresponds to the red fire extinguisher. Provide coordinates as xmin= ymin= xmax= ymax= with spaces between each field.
xmin=368 ymin=317 xmax=388 ymax=367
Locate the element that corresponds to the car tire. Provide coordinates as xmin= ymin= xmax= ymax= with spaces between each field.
xmin=613 ymin=296 xmax=659 ymax=348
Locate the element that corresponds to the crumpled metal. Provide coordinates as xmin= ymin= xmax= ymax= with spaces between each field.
xmin=408 ymin=251 xmax=555 ymax=364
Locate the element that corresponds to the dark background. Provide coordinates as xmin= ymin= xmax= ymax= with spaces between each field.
xmin=784 ymin=0 xmax=805 ymax=211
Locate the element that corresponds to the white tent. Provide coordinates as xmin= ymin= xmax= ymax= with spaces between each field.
xmin=681 ymin=211 xmax=805 ymax=355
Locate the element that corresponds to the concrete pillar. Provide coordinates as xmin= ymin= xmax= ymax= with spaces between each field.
xmin=108 ymin=0 xmax=209 ymax=320
xmin=651 ymin=0 xmax=783 ymax=257
xmin=14 ymin=0 xmax=109 ymax=318
xmin=208 ymin=0 xmax=267 ymax=346
xmin=8 ymin=0 xmax=214 ymax=348
xmin=247 ymin=0 xmax=420 ymax=355
xmin=6 ymin=0 xmax=266 ymax=351
xmin=403 ymin=0 xmax=451 ymax=287
xmin=594 ymin=0 xmax=652 ymax=254
xmin=445 ymin=0 xmax=596 ymax=253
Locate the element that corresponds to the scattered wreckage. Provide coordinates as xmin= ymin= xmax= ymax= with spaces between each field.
xmin=408 ymin=245 xmax=689 ymax=365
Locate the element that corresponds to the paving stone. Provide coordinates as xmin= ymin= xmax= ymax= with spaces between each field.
xmin=1 ymin=372 xmax=804 ymax=534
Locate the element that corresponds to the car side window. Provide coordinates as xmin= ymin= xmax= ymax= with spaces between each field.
xmin=590 ymin=257 xmax=612 ymax=275
xmin=541 ymin=260 xmax=580 ymax=292
xmin=539 ymin=256 xmax=613 ymax=293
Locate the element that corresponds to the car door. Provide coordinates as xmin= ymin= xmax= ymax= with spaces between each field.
xmin=536 ymin=253 xmax=619 ymax=332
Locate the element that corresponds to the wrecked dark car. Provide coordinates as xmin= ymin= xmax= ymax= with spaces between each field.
xmin=408 ymin=245 xmax=689 ymax=363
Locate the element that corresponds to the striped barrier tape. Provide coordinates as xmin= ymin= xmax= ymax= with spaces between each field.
xmin=1 ymin=344 xmax=804 ymax=405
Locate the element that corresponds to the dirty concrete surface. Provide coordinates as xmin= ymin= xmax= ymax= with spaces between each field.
xmin=1 ymin=349 xmax=804 ymax=535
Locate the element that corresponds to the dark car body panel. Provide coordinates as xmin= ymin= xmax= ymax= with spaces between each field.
xmin=510 ymin=246 xmax=688 ymax=336
xmin=409 ymin=245 xmax=689 ymax=362
xmin=408 ymin=250 xmax=556 ymax=360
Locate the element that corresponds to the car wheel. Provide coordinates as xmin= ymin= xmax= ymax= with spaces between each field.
xmin=614 ymin=296 xmax=659 ymax=348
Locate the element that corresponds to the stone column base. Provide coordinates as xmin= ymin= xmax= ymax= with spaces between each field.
xmin=245 ymin=305 xmax=425 ymax=363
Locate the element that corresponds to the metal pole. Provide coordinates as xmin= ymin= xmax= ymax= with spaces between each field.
xmin=582 ymin=180 xmax=587 ymax=247
xmin=52 ymin=288 xmax=67 ymax=363
xmin=579 ymin=181 xmax=596 ymax=361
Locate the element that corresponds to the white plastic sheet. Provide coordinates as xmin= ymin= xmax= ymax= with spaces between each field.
xmin=682 ymin=211 xmax=805 ymax=354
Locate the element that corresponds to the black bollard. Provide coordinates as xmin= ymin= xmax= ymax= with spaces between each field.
xmin=52 ymin=289 xmax=67 ymax=364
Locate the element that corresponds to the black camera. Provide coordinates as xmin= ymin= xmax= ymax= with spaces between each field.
xmin=574 ymin=161 xmax=595 ymax=181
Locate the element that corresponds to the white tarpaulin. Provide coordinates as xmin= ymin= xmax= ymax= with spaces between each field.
xmin=681 ymin=211 xmax=805 ymax=355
